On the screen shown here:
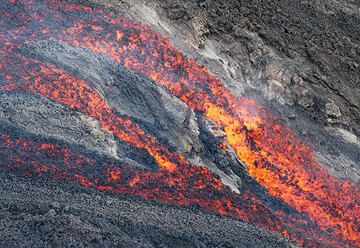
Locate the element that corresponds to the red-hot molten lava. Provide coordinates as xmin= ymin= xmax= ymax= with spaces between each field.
xmin=1 ymin=48 xmax=183 ymax=173
xmin=0 ymin=0 xmax=359 ymax=246
xmin=0 ymin=128 xmax=348 ymax=247
xmin=1 ymin=45 xmax=346 ymax=246
xmin=51 ymin=5 xmax=360 ymax=246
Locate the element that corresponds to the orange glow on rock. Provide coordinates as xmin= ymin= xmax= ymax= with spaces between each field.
xmin=51 ymin=12 xmax=359 ymax=246
xmin=0 ymin=0 xmax=359 ymax=246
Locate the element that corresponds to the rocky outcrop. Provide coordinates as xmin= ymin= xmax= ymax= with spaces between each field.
xmin=120 ymin=0 xmax=359 ymax=135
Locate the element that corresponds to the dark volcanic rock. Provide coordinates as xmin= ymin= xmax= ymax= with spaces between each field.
xmin=0 ymin=168 xmax=292 ymax=248
xmin=154 ymin=0 xmax=360 ymax=134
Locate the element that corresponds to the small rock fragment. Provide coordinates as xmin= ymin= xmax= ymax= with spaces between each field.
xmin=298 ymin=89 xmax=313 ymax=108
xmin=291 ymin=75 xmax=304 ymax=86
xmin=325 ymin=101 xmax=342 ymax=118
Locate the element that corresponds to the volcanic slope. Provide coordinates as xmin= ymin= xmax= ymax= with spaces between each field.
xmin=0 ymin=130 xmax=292 ymax=248
xmin=0 ymin=0 xmax=359 ymax=247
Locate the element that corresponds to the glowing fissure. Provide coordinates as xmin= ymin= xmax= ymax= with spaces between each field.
xmin=0 ymin=0 xmax=359 ymax=246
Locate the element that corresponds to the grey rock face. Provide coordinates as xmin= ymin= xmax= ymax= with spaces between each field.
xmin=128 ymin=0 xmax=360 ymax=135
xmin=0 ymin=91 xmax=118 ymax=158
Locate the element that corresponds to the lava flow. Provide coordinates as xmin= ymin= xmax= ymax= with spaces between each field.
xmin=0 ymin=127 xmax=347 ymax=247
xmin=1 ymin=44 xmax=349 ymax=246
xmin=47 ymin=4 xmax=359 ymax=246
xmin=0 ymin=0 xmax=359 ymax=247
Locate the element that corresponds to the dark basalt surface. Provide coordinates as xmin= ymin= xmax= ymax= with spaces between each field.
xmin=0 ymin=162 xmax=292 ymax=248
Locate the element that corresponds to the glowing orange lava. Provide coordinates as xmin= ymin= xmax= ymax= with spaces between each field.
xmin=48 ymin=6 xmax=359 ymax=246
xmin=0 ymin=0 xmax=359 ymax=246
xmin=0 ymin=129 xmax=346 ymax=247
xmin=0 ymin=47 xmax=342 ymax=247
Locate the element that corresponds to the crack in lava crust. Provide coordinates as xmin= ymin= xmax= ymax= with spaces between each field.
xmin=0 ymin=0 xmax=359 ymax=246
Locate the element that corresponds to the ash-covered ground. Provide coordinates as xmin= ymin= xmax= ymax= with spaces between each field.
xmin=0 ymin=0 xmax=359 ymax=247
